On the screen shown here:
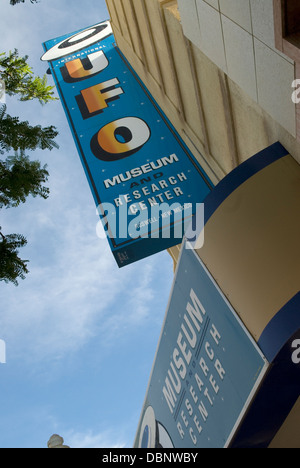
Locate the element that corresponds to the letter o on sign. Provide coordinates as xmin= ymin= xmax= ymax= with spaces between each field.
xmin=91 ymin=117 xmax=151 ymax=161
xmin=41 ymin=21 xmax=113 ymax=61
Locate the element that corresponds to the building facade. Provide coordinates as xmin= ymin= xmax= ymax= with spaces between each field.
xmin=105 ymin=0 xmax=300 ymax=449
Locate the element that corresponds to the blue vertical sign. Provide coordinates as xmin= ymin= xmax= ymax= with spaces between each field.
xmin=134 ymin=240 xmax=268 ymax=448
xmin=42 ymin=21 xmax=213 ymax=267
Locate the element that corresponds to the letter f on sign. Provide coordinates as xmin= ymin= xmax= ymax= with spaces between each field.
xmin=0 ymin=339 xmax=6 ymax=364
xmin=77 ymin=79 xmax=124 ymax=119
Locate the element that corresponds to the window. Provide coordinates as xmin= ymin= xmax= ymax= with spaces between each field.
xmin=274 ymin=1 xmax=300 ymax=142
xmin=274 ymin=0 xmax=300 ymax=60
xmin=285 ymin=0 xmax=300 ymax=37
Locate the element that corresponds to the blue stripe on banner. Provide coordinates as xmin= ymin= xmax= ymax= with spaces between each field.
xmin=258 ymin=292 xmax=300 ymax=362
xmin=230 ymin=294 xmax=300 ymax=448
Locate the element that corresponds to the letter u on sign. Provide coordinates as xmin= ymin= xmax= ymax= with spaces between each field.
xmin=61 ymin=51 xmax=109 ymax=83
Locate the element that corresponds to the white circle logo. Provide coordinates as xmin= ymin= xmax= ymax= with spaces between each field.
xmin=41 ymin=21 xmax=113 ymax=62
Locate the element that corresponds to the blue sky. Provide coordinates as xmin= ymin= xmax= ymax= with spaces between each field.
xmin=0 ymin=0 xmax=174 ymax=448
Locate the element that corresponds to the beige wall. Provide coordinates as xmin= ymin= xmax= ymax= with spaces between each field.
xmin=179 ymin=0 xmax=297 ymax=137
xmin=106 ymin=0 xmax=300 ymax=173
xmin=106 ymin=0 xmax=300 ymax=267
xmin=105 ymin=2 xmax=300 ymax=447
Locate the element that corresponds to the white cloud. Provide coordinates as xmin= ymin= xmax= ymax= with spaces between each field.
xmin=0 ymin=0 xmax=176 ymax=450
xmin=63 ymin=428 xmax=127 ymax=449
xmin=0 ymin=180 xmax=167 ymax=368
xmin=0 ymin=96 xmax=169 ymax=375
xmin=1 ymin=0 xmax=109 ymax=71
